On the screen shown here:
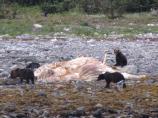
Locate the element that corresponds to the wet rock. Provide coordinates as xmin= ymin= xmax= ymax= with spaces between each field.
xmin=93 ymin=109 xmax=103 ymax=118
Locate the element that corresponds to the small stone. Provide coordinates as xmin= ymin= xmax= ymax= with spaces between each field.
xmin=95 ymin=103 xmax=103 ymax=109
xmin=93 ymin=109 xmax=103 ymax=118
xmin=67 ymin=107 xmax=86 ymax=117
xmin=52 ymin=90 xmax=66 ymax=97
xmin=76 ymin=106 xmax=86 ymax=116
xmin=4 ymin=104 xmax=16 ymax=112
xmin=32 ymin=108 xmax=40 ymax=115
xmin=37 ymin=91 xmax=47 ymax=97
xmin=8 ymin=113 xmax=17 ymax=118
xmin=108 ymin=108 xmax=118 ymax=114
xmin=1 ymin=115 xmax=10 ymax=118
xmin=150 ymin=108 xmax=158 ymax=113
xmin=140 ymin=114 xmax=149 ymax=118
xmin=16 ymin=113 xmax=27 ymax=118
xmin=16 ymin=34 xmax=34 ymax=40
xmin=0 ymin=71 xmax=10 ymax=78
xmin=41 ymin=110 xmax=49 ymax=117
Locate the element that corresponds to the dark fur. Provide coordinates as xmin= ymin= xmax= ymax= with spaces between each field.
xmin=97 ymin=72 xmax=126 ymax=88
xmin=26 ymin=62 xmax=40 ymax=70
xmin=114 ymin=49 xmax=127 ymax=67
xmin=10 ymin=68 xmax=35 ymax=84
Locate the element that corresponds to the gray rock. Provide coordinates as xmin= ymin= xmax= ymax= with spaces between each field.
xmin=4 ymin=103 xmax=16 ymax=112
xmin=37 ymin=91 xmax=47 ymax=97
xmin=107 ymin=108 xmax=118 ymax=114
xmin=39 ymin=110 xmax=49 ymax=118
xmin=8 ymin=113 xmax=17 ymax=118
xmin=32 ymin=108 xmax=40 ymax=115
xmin=16 ymin=34 xmax=34 ymax=40
xmin=0 ymin=36 xmax=157 ymax=78
xmin=120 ymin=65 xmax=138 ymax=75
xmin=52 ymin=90 xmax=66 ymax=97
xmin=16 ymin=113 xmax=27 ymax=118
xmin=73 ymin=80 xmax=85 ymax=91
xmin=93 ymin=109 xmax=103 ymax=118
xmin=1 ymin=115 xmax=10 ymax=118
xmin=0 ymin=71 xmax=10 ymax=78
xmin=61 ymin=106 xmax=86 ymax=117
xmin=95 ymin=104 xmax=103 ymax=109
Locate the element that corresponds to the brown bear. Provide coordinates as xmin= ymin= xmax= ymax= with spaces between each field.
xmin=10 ymin=68 xmax=35 ymax=84
xmin=114 ymin=49 xmax=127 ymax=67
xmin=97 ymin=72 xmax=126 ymax=88
xmin=26 ymin=62 xmax=40 ymax=70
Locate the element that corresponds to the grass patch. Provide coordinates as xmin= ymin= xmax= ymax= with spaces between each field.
xmin=0 ymin=6 xmax=158 ymax=38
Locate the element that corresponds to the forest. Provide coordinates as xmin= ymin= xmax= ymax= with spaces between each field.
xmin=0 ymin=0 xmax=158 ymax=19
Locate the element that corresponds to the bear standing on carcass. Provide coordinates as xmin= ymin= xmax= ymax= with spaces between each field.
xmin=114 ymin=49 xmax=127 ymax=67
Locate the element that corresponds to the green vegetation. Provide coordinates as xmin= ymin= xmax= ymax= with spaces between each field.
xmin=0 ymin=0 xmax=158 ymax=38
xmin=0 ymin=7 xmax=158 ymax=38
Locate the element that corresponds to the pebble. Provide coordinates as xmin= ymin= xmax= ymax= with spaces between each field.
xmin=37 ymin=90 xmax=47 ymax=97
xmin=93 ymin=109 xmax=103 ymax=118
xmin=0 ymin=37 xmax=157 ymax=79
xmin=95 ymin=103 xmax=103 ymax=109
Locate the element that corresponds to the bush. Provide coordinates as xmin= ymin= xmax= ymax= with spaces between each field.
xmin=79 ymin=0 xmax=102 ymax=14
xmin=41 ymin=0 xmax=75 ymax=14
xmin=0 ymin=2 xmax=18 ymax=19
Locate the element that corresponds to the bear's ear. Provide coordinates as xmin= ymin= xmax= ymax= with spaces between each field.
xmin=114 ymin=48 xmax=120 ymax=53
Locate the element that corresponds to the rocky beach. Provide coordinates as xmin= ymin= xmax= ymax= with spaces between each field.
xmin=0 ymin=35 xmax=158 ymax=118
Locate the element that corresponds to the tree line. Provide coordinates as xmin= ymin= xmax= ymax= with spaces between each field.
xmin=0 ymin=0 xmax=158 ymax=19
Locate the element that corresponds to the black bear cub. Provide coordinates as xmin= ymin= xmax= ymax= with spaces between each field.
xmin=114 ymin=49 xmax=127 ymax=67
xmin=97 ymin=72 xmax=126 ymax=88
xmin=10 ymin=68 xmax=35 ymax=84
